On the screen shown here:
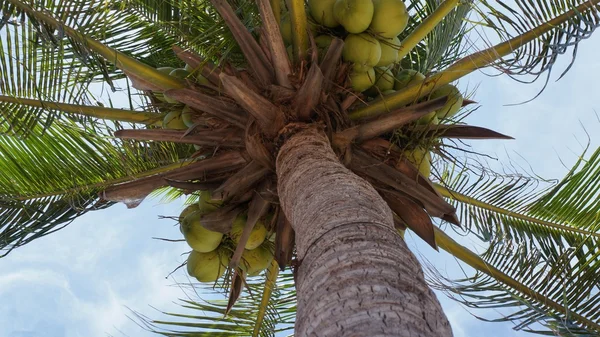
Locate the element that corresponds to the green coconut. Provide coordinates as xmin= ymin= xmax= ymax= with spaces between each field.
xmin=198 ymin=190 xmax=222 ymax=214
xmin=364 ymin=68 xmax=394 ymax=96
xmin=417 ymin=110 xmax=438 ymax=125
xmin=403 ymin=147 xmax=431 ymax=177
xmin=370 ymin=0 xmax=409 ymax=38
xmin=187 ymin=249 xmax=230 ymax=283
xmin=181 ymin=105 xmax=196 ymax=127
xmin=343 ymin=33 xmax=381 ymax=72
xmin=157 ymin=66 xmax=174 ymax=75
xmin=382 ymin=89 xmax=396 ymax=95
xmin=333 ymin=0 xmax=374 ymax=34
xmin=308 ymin=0 xmax=339 ymax=27
xmin=315 ymin=35 xmax=333 ymax=49
xmin=430 ymin=84 xmax=463 ymax=119
xmin=240 ymin=245 xmax=274 ymax=276
xmin=179 ymin=203 xmax=200 ymax=223
xmin=229 ymin=215 xmax=268 ymax=250
xmin=163 ymin=110 xmax=187 ymax=130
xmin=376 ymin=36 xmax=400 ymax=67
xmin=169 ymin=68 xmax=190 ymax=79
xmin=394 ymin=69 xmax=426 ymax=90
xmin=280 ymin=15 xmax=292 ymax=45
xmin=350 ymin=68 xmax=376 ymax=92
xmin=181 ymin=211 xmax=224 ymax=253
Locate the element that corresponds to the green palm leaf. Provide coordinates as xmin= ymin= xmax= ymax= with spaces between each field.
xmin=0 ymin=120 xmax=188 ymax=256
xmin=135 ymin=266 xmax=296 ymax=337
xmin=474 ymin=0 xmax=600 ymax=90
xmin=428 ymin=147 xmax=600 ymax=335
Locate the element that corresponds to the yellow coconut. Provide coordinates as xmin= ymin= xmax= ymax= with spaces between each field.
xmin=187 ymin=249 xmax=230 ymax=283
xmin=229 ymin=215 xmax=268 ymax=250
xmin=349 ymin=68 xmax=376 ymax=92
xmin=333 ymin=0 xmax=374 ymax=34
xmin=308 ymin=0 xmax=339 ymax=27
xmin=181 ymin=211 xmax=224 ymax=253
xmin=163 ymin=110 xmax=187 ymax=130
xmin=181 ymin=105 xmax=196 ymax=127
xmin=403 ymin=147 xmax=431 ymax=177
xmin=342 ymin=33 xmax=381 ymax=72
xmin=430 ymin=84 xmax=463 ymax=119
xmin=240 ymin=245 xmax=274 ymax=276
xmin=370 ymin=0 xmax=409 ymax=38
xmin=394 ymin=69 xmax=426 ymax=90
xmin=376 ymin=36 xmax=400 ymax=67
xmin=382 ymin=89 xmax=396 ymax=95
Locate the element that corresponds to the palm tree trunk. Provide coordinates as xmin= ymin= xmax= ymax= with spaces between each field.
xmin=277 ymin=125 xmax=452 ymax=337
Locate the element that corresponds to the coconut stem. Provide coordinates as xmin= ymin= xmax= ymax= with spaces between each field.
xmin=288 ymin=0 xmax=309 ymax=62
xmin=397 ymin=0 xmax=460 ymax=61
xmin=349 ymin=0 xmax=600 ymax=120
xmin=0 ymin=95 xmax=164 ymax=125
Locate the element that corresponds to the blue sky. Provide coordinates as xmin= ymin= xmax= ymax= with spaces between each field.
xmin=1 ymin=31 xmax=599 ymax=337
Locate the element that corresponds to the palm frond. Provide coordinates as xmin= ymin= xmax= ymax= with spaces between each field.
xmin=474 ymin=0 xmax=600 ymax=90
xmin=0 ymin=0 xmax=186 ymax=135
xmin=430 ymin=228 xmax=600 ymax=336
xmin=401 ymin=0 xmax=472 ymax=73
xmin=0 ymin=120 xmax=187 ymax=256
xmin=135 ymin=266 xmax=296 ymax=337
xmin=529 ymin=146 xmax=600 ymax=232
xmin=429 ymin=148 xmax=600 ymax=335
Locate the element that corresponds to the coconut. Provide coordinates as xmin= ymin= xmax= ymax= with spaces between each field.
xmin=370 ymin=0 xmax=409 ymax=38
xmin=240 ymin=245 xmax=274 ymax=276
xmin=364 ymin=68 xmax=394 ymax=96
xmin=382 ymin=89 xmax=396 ymax=95
xmin=308 ymin=0 xmax=339 ymax=27
xmin=181 ymin=211 xmax=224 ymax=252
xmin=198 ymin=190 xmax=222 ymax=214
xmin=163 ymin=110 xmax=187 ymax=130
xmin=430 ymin=84 xmax=463 ymax=119
xmin=374 ymin=68 xmax=395 ymax=91
xmin=181 ymin=105 xmax=196 ymax=127
xmin=187 ymin=249 xmax=230 ymax=283
xmin=179 ymin=203 xmax=200 ymax=223
xmin=169 ymin=68 xmax=190 ymax=79
xmin=349 ymin=68 xmax=376 ymax=92
xmin=333 ymin=0 xmax=374 ymax=34
xmin=280 ymin=15 xmax=292 ymax=45
xmin=157 ymin=66 xmax=174 ymax=74
xmin=315 ymin=35 xmax=333 ymax=50
xmin=394 ymin=69 xmax=425 ymax=90
xmin=376 ymin=36 xmax=400 ymax=67
xmin=404 ymin=147 xmax=431 ymax=177
xmin=342 ymin=33 xmax=381 ymax=72
xmin=416 ymin=110 xmax=438 ymax=125
xmin=229 ymin=214 xmax=268 ymax=250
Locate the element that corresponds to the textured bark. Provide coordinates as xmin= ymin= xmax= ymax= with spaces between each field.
xmin=277 ymin=126 xmax=452 ymax=337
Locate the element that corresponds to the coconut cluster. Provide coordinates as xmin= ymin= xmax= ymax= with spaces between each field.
xmin=301 ymin=0 xmax=465 ymax=180
xmin=179 ymin=191 xmax=275 ymax=283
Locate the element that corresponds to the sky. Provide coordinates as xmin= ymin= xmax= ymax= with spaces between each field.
xmin=1 ymin=24 xmax=600 ymax=337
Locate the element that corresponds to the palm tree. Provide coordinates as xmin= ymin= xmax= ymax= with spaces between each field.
xmin=0 ymin=0 xmax=599 ymax=335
